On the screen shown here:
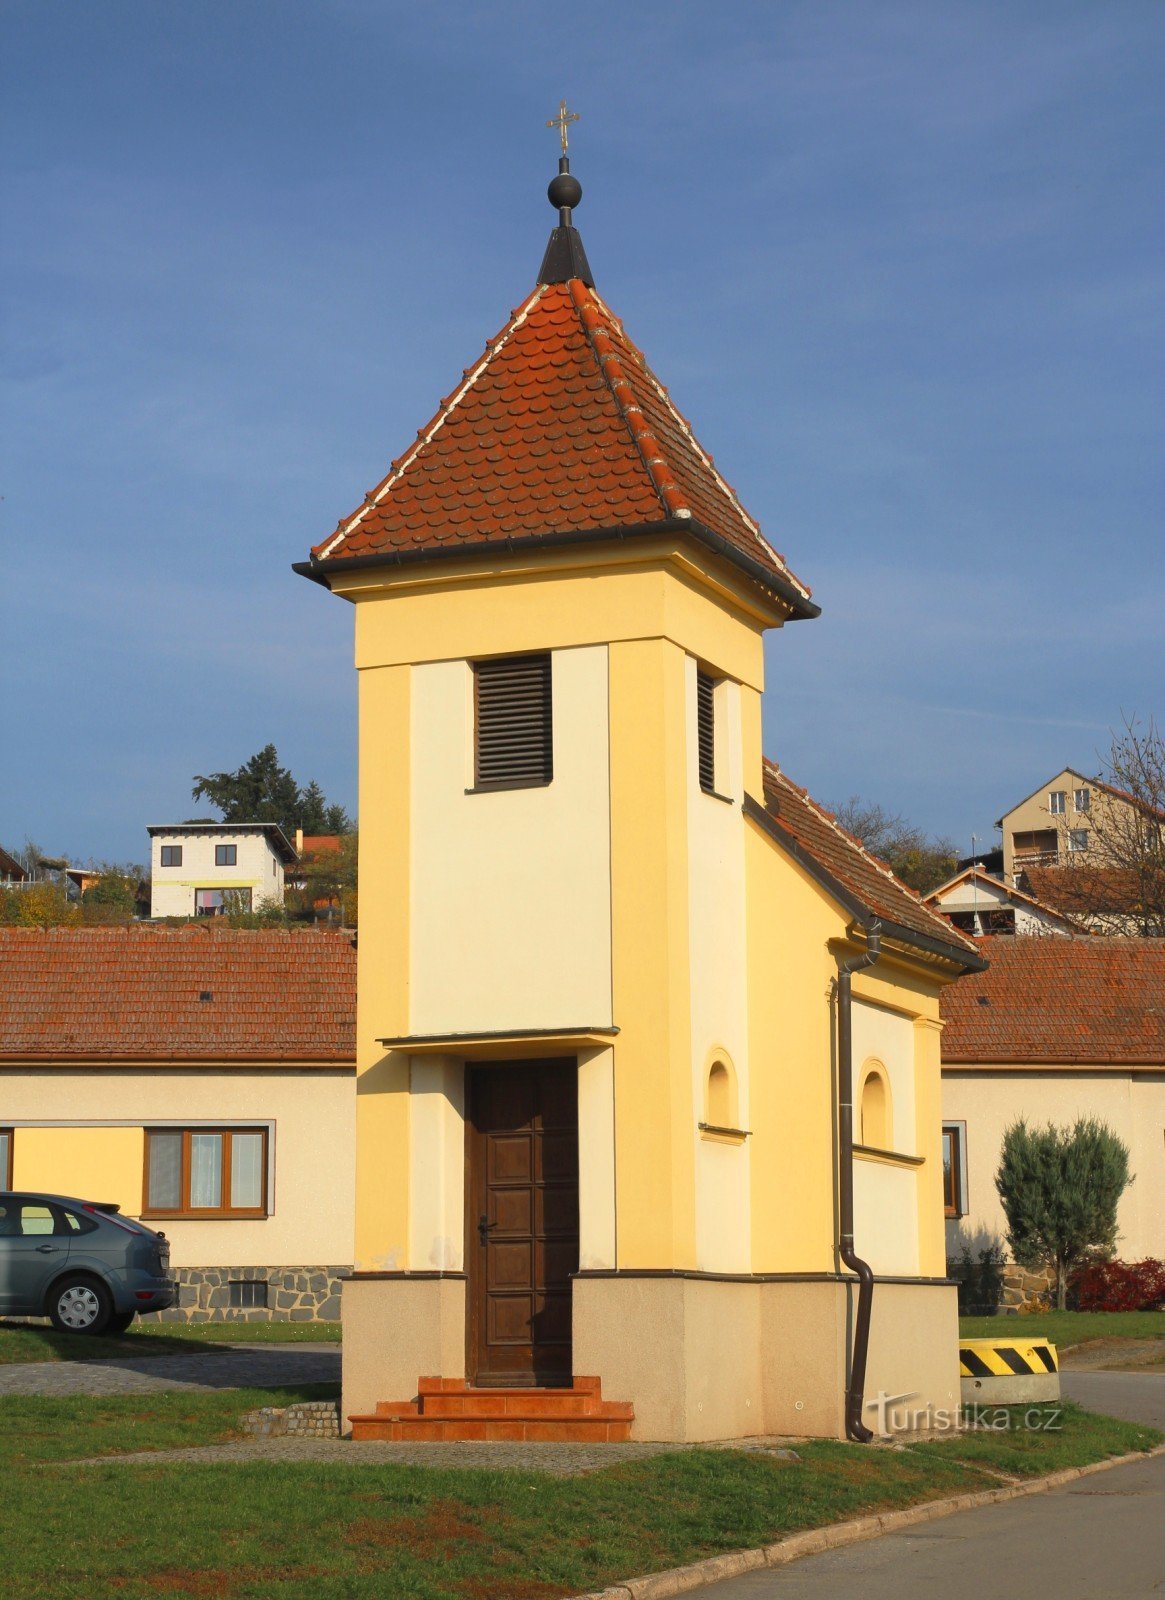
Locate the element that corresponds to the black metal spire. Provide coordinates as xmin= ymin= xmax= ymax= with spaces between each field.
xmin=538 ymin=102 xmax=593 ymax=286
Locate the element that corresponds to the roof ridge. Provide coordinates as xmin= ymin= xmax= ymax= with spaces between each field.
xmin=581 ymin=287 xmax=809 ymax=600
xmin=761 ymin=757 xmax=975 ymax=950
xmin=569 ymin=280 xmax=686 ymax=521
xmin=315 ymin=285 xmax=548 ymax=561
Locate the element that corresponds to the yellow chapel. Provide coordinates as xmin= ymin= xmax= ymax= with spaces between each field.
xmin=297 ymin=148 xmax=983 ymax=1443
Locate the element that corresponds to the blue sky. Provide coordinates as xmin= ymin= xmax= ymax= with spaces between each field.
xmin=2 ymin=1 xmax=1161 ymax=867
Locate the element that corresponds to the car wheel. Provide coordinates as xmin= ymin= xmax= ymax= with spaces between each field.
xmin=106 ymin=1311 xmax=136 ymax=1336
xmin=47 ymin=1275 xmax=114 ymax=1336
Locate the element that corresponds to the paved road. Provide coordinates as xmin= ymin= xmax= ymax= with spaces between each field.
xmin=695 ymin=1373 xmax=1165 ymax=1600
xmin=0 ymin=1345 xmax=341 ymax=1396
xmin=1063 ymin=1369 xmax=1165 ymax=1430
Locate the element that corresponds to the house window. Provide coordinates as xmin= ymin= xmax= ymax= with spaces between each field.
xmin=1049 ymin=790 xmax=1067 ymax=815
xmin=160 ymin=845 xmax=183 ymax=867
xmin=215 ymin=844 xmax=238 ymax=866
xmin=1069 ymin=830 xmax=1090 ymax=852
xmin=1074 ymin=788 xmax=1091 ymax=813
xmin=942 ymin=1123 xmax=967 ymax=1218
xmin=195 ymin=887 xmax=251 ymax=916
xmin=143 ymin=1128 xmax=268 ymax=1218
xmin=696 ymin=670 xmax=717 ymax=793
xmin=473 ymin=653 xmax=553 ymax=789
xmin=859 ymin=1064 xmax=892 ymax=1149
xmin=0 ymin=1128 xmax=11 ymax=1187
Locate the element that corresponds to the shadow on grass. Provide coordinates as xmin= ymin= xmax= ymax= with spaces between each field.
xmin=0 ymin=1319 xmax=227 ymax=1365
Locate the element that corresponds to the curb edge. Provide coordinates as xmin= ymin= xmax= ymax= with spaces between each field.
xmin=568 ymin=1443 xmax=1165 ymax=1600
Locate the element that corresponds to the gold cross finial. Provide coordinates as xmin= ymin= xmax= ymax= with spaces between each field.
xmin=547 ymin=100 xmax=580 ymax=156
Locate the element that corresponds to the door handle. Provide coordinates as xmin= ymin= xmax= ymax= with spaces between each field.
xmin=36 ymin=1244 xmax=59 ymax=1254
xmin=477 ymin=1215 xmax=496 ymax=1243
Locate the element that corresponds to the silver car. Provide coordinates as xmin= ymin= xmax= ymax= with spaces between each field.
xmin=0 ymin=1192 xmax=175 ymax=1334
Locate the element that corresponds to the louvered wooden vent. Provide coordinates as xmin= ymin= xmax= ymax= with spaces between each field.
xmin=697 ymin=670 xmax=716 ymax=793
xmin=474 ymin=653 xmax=553 ymax=789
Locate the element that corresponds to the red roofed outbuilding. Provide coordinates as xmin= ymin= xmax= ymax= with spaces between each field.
xmin=940 ymin=936 xmax=1165 ymax=1295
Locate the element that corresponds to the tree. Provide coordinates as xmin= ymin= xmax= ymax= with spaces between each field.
xmin=996 ymin=1117 xmax=1132 ymax=1310
xmin=81 ymin=865 xmax=141 ymax=923
xmin=0 ymin=880 xmax=78 ymax=927
xmin=192 ymin=745 xmax=351 ymax=837
xmin=831 ymin=796 xmax=957 ymax=895
xmin=1052 ymin=715 xmax=1165 ymax=935
xmin=298 ymin=780 xmax=350 ymax=837
xmin=287 ymin=830 xmax=358 ymax=928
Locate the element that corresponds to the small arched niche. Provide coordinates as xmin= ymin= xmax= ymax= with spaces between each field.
xmin=859 ymin=1061 xmax=892 ymax=1150
xmin=700 ymin=1053 xmax=746 ymax=1143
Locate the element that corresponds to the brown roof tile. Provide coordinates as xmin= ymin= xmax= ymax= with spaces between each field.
xmin=308 ymin=281 xmax=814 ymax=611
xmin=0 ymin=926 xmax=356 ymax=1062
xmin=1020 ymin=866 xmax=1154 ymax=920
xmin=759 ymin=761 xmax=980 ymax=963
xmin=940 ymin=935 xmax=1165 ymax=1064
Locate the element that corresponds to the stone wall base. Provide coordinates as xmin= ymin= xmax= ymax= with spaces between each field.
xmin=1000 ymin=1264 xmax=1056 ymax=1314
xmin=137 ymin=1265 xmax=349 ymax=1323
xmin=243 ymin=1401 xmax=341 ymax=1437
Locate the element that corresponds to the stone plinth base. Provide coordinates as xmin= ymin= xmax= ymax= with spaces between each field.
xmin=341 ymin=1274 xmax=466 ymax=1433
xmin=573 ymin=1274 xmax=960 ymax=1442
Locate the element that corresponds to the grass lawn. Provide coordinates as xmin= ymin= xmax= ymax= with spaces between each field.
xmin=0 ymin=1318 xmax=341 ymax=1364
xmin=959 ymin=1310 xmax=1165 ymax=1345
xmin=0 ymin=1390 xmax=1157 ymax=1600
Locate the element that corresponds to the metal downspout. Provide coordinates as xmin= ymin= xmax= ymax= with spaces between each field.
xmin=837 ymin=919 xmax=882 ymax=1442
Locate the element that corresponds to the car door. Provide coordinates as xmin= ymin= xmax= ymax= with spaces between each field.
xmin=0 ymin=1201 xmax=72 ymax=1313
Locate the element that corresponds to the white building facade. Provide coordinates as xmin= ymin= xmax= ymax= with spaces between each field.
xmin=148 ymin=824 xmax=296 ymax=919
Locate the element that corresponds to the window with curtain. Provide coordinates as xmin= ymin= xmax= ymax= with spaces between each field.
xmin=144 ymin=1128 xmax=268 ymax=1217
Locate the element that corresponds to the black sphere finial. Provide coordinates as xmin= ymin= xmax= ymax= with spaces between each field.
xmin=548 ymin=167 xmax=582 ymax=214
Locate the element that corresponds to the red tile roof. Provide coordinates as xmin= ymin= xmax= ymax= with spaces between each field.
xmin=307 ymin=280 xmax=815 ymax=614
xmin=940 ymin=936 xmax=1165 ymax=1064
xmin=757 ymin=761 xmax=980 ymax=964
xmin=1020 ymin=865 xmax=1153 ymax=920
xmin=0 ymin=927 xmax=356 ymax=1063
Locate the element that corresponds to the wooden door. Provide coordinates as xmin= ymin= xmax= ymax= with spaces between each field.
xmin=467 ymin=1061 xmax=579 ymax=1386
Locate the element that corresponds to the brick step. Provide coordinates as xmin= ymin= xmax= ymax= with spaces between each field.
xmin=349 ymin=1414 xmax=634 ymax=1443
xmin=416 ymin=1375 xmax=601 ymax=1397
xmin=354 ymin=1374 xmax=634 ymax=1443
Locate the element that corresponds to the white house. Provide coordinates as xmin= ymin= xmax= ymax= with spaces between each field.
xmin=148 ymin=823 xmax=297 ymax=919
xmin=924 ymin=866 xmax=1075 ymax=937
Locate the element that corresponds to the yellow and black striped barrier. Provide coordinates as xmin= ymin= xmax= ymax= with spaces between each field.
xmin=959 ymin=1336 xmax=1060 ymax=1404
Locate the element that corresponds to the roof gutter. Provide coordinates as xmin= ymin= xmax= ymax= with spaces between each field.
xmin=292 ymin=516 xmax=820 ymax=621
xmin=742 ymin=796 xmax=986 ymax=972
xmin=836 ymin=918 xmax=882 ymax=1443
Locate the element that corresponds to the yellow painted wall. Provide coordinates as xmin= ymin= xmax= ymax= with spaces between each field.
xmin=684 ymin=659 xmax=752 ymax=1274
xmin=13 ymin=1126 xmax=144 ymax=1213
xmin=607 ymin=635 xmax=697 ymax=1268
xmin=408 ymin=645 xmax=612 ymax=1034
xmin=2 ymin=1068 xmax=355 ymax=1267
xmin=744 ymin=822 xmax=841 ymax=1273
xmin=344 ymin=544 xmax=774 ymax=687
xmin=407 ymin=1055 xmax=466 ymax=1271
xmin=352 ymin=662 xmax=412 ymax=1271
